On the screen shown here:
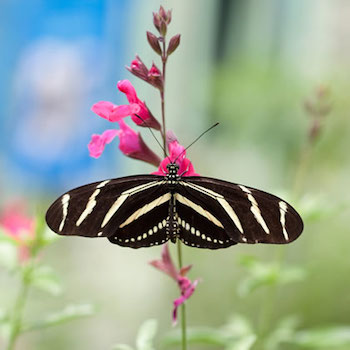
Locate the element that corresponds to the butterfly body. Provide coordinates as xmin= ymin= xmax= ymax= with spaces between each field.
xmin=46 ymin=163 xmax=303 ymax=249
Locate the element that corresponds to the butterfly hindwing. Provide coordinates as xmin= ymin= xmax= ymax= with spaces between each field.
xmin=179 ymin=177 xmax=303 ymax=244
xmin=174 ymin=184 xmax=237 ymax=249
xmin=107 ymin=183 xmax=171 ymax=248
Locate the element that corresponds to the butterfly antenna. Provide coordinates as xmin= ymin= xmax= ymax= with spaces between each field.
xmin=174 ymin=122 xmax=219 ymax=162
xmin=134 ymin=114 xmax=168 ymax=156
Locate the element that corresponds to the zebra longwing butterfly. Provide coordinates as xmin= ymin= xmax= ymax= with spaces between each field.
xmin=45 ymin=163 xmax=303 ymax=249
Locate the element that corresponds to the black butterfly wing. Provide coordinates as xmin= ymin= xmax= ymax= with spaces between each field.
xmin=174 ymin=185 xmax=237 ymax=249
xmin=177 ymin=176 xmax=303 ymax=245
xmin=46 ymin=175 xmax=170 ymax=248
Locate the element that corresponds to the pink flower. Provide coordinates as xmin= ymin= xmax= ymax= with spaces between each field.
xmin=0 ymin=201 xmax=35 ymax=262
xmin=115 ymin=120 xmax=161 ymax=166
xmin=91 ymin=101 xmax=140 ymax=122
xmin=117 ymin=80 xmax=161 ymax=130
xmin=150 ymin=243 xmax=199 ymax=325
xmin=88 ymin=121 xmax=161 ymax=166
xmin=153 ymin=131 xmax=199 ymax=176
xmin=88 ymin=129 xmax=119 ymax=158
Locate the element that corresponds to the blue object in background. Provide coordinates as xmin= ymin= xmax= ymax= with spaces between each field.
xmin=0 ymin=0 xmax=130 ymax=195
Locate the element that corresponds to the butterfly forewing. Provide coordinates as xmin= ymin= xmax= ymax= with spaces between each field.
xmin=45 ymin=175 xmax=166 ymax=239
xmin=181 ymin=177 xmax=303 ymax=244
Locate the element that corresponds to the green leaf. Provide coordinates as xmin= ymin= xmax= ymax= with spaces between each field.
xmin=111 ymin=345 xmax=134 ymax=350
xmin=23 ymin=303 xmax=95 ymax=332
xmin=226 ymin=335 xmax=256 ymax=350
xmin=136 ymin=319 xmax=158 ymax=350
xmin=265 ymin=316 xmax=300 ymax=350
xmin=0 ymin=242 xmax=18 ymax=270
xmin=292 ymin=326 xmax=350 ymax=348
xmin=237 ymin=256 xmax=306 ymax=296
xmin=30 ymin=265 xmax=62 ymax=296
xmin=222 ymin=314 xmax=254 ymax=338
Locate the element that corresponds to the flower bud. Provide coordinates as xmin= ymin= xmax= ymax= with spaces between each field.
xmin=147 ymin=31 xmax=162 ymax=55
xmin=126 ymin=55 xmax=149 ymax=81
xmin=159 ymin=19 xmax=167 ymax=37
xmin=153 ymin=12 xmax=161 ymax=32
xmin=167 ymin=34 xmax=181 ymax=56
xmin=148 ymin=63 xmax=163 ymax=91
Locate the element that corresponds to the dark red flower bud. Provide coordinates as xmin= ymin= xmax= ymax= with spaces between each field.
xmin=153 ymin=12 xmax=161 ymax=32
xmin=159 ymin=6 xmax=167 ymax=20
xmin=166 ymin=9 xmax=172 ymax=24
xmin=146 ymin=31 xmax=162 ymax=55
xmin=148 ymin=63 xmax=163 ymax=91
xmin=126 ymin=55 xmax=149 ymax=81
xmin=167 ymin=34 xmax=181 ymax=56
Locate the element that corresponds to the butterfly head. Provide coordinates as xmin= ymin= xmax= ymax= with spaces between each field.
xmin=166 ymin=162 xmax=180 ymax=176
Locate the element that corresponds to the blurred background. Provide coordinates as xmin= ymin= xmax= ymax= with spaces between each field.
xmin=0 ymin=0 xmax=349 ymax=349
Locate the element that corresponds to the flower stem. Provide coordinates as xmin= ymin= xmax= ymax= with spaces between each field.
xmin=6 ymin=266 xmax=31 ymax=350
xmin=159 ymin=33 xmax=187 ymax=350
xmin=177 ymin=240 xmax=187 ymax=350
xmin=160 ymin=38 xmax=167 ymax=158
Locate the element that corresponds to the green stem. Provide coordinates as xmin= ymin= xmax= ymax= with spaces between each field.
xmin=177 ymin=240 xmax=187 ymax=350
xmin=6 ymin=267 xmax=31 ymax=350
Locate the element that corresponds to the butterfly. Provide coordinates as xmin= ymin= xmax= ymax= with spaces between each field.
xmin=45 ymin=162 xmax=303 ymax=249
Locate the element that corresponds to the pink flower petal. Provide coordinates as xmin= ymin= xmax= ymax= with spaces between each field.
xmin=109 ymin=104 xmax=140 ymax=122
xmin=117 ymin=80 xmax=161 ymax=130
xmin=116 ymin=120 xmax=161 ymax=166
xmin=88 ymin=129 xmax=118 ymax=158
xmin=117 ymin=79 xmax=138 ymax=103
xmin=149 ymin=243 xmax=178 ymax=280
xmin=91 ymin=101 xmax=117 ymax=120
xmin=152 ymin=131 xmax=199 ymax=177
xmin=92 ymin=101 xmax=140 ymax=122
xmin=172 ymin=279 xmax=199 ymax=325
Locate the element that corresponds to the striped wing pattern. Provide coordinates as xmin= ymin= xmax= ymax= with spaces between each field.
xmin=178 ymin=177 xmax=303 ymax=246
xmin=46 ymin=174 xmax=303 ymax=249
xmin=46 ymin=175 xmax=168 ymax=245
